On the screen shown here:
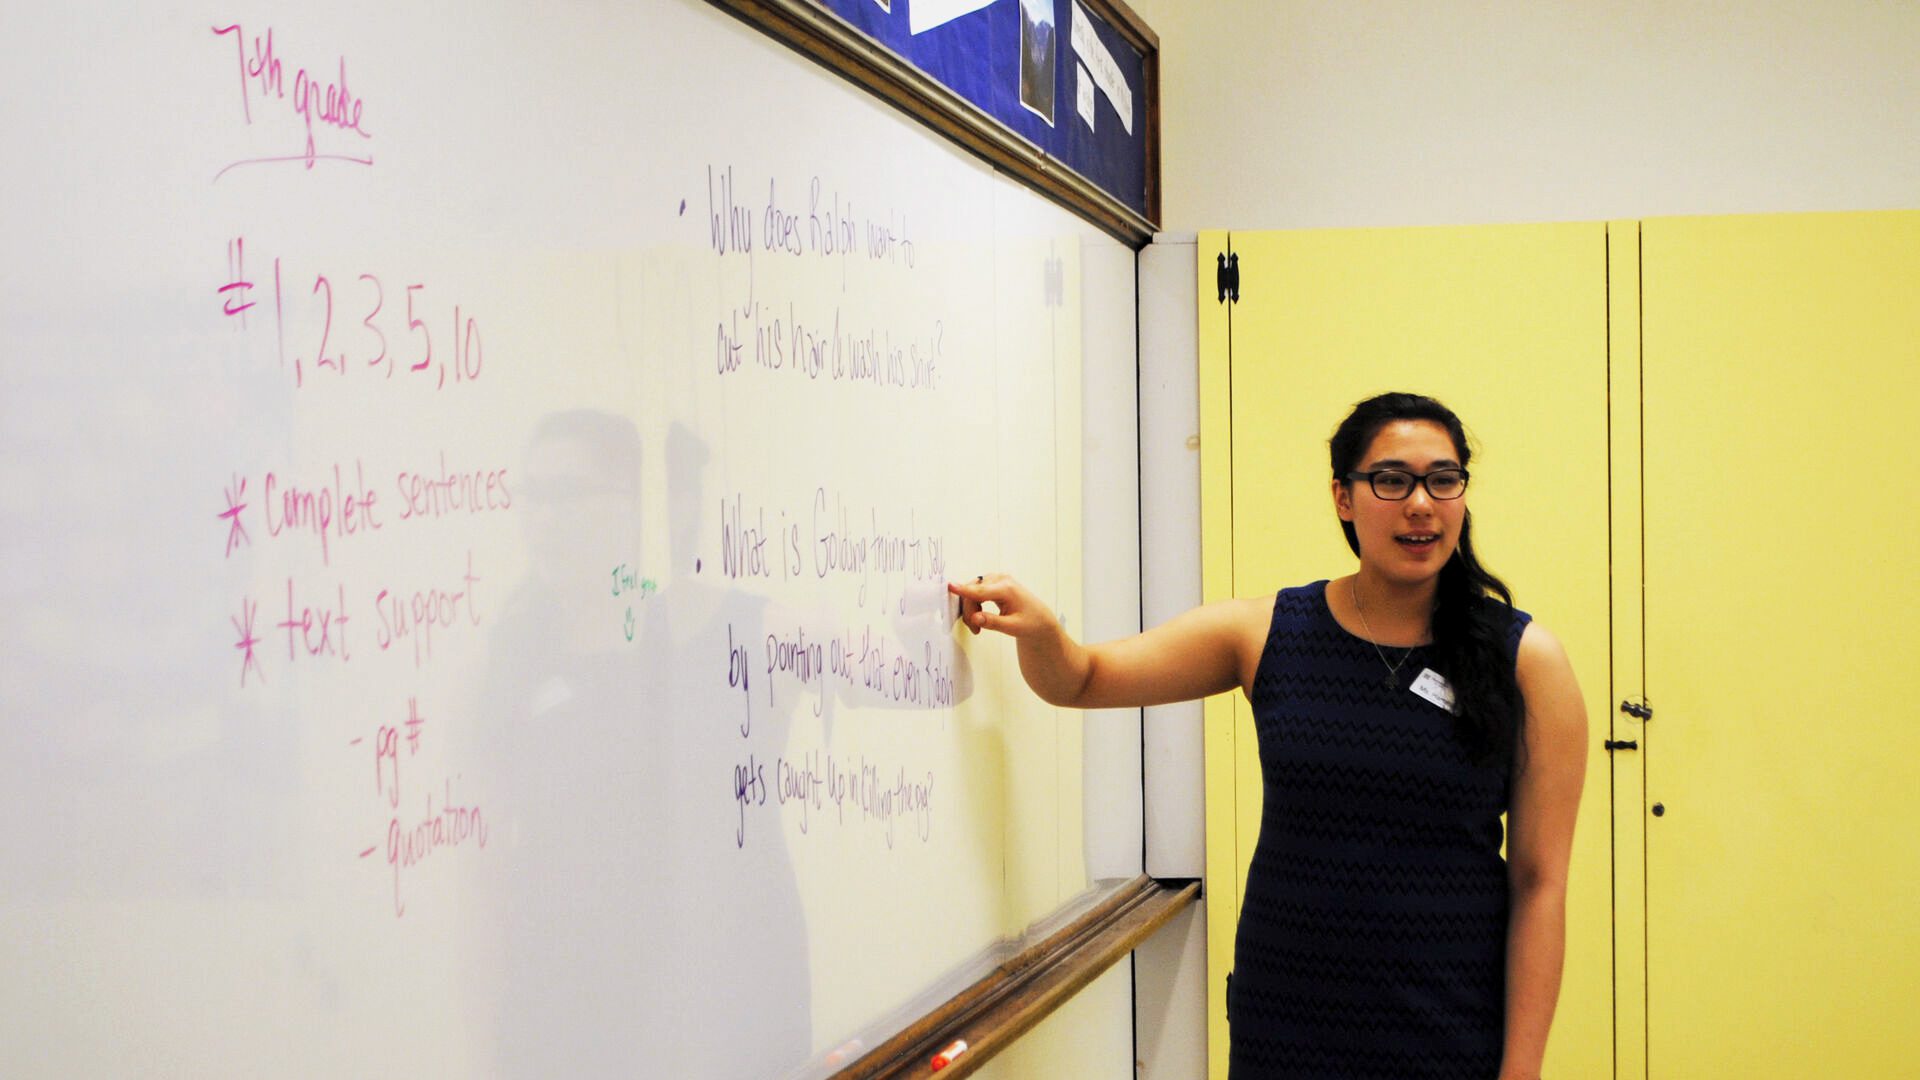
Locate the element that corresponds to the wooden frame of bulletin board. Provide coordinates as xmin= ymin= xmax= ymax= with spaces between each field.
xmin=711 ymin=0 xmax=1161 ymax=248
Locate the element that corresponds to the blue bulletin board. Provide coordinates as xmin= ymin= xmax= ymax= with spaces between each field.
xmin=714 ymin=0 xmax=1159 ymax=245
xmin=818 ymin=0 xmax=1153 ymax=222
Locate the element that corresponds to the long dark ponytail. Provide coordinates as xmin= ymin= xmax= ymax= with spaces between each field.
xmin=1329 ymin=393 xmax=1524 ymax=767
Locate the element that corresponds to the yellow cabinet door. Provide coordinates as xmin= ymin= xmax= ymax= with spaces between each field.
xmin=1199 ymin=224 xmax=1616 ymax=1079
xmin=1640 ymin=212 xmax=1920 ymax=1077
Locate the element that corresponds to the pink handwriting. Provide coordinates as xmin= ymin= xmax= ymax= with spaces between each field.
xmin=372 ymin=697 xmax=425 ymax=810
xmin=215 ymin=456 xmax=509 ymax=560
xmin=219 ymin=474 xmax=251 ymax=557
xmin=373 ymin=550 xmax=484 ymax=668
xmin=261 ymin=460 xmax=383 ymax=566
xmin=225 ymin=559 xmax=484 ymax=684
xmin=374 ymin=720 xmax=401 ymax=809
xmin=385 ymin=776 xmax=487 ymax=917
xmin=211 ymin=24 xmax=374 ymax=180
xmin=216 ymin=242 xmax=485 ymax=391
xmin=231 ymin=598 xmax=264 ymax=686
xmin=277 ymin=578 xmax=352 ymax=663
xmin=219 ymin=237 xmax=255 ymax=323
xmin=394 ymin=453 xmax=512 ymax=521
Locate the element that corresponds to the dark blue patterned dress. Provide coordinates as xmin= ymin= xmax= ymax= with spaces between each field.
xmin=1228 ymin=580 xmax=1529 ymax=1079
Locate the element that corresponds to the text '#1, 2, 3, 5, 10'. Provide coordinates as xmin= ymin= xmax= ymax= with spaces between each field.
xmin=217 ymin=238 xmax=483 ymax=391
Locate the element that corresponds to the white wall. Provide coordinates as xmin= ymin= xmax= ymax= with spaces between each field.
xmin=1137 ymin=235 xmax=1204 ymax=882
xmin=1081 ymin=231 xmax=1147 ymax=884
xmin=1134 ymin=234 xmax=1207 ymax=1080
xmin=1130 ymin=0 xmax=1920 ymax=231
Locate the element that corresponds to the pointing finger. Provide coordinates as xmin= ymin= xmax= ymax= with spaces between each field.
xmin=951 ymin=578 xmax=1016 ymax=605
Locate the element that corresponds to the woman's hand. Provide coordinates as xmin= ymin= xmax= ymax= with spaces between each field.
xmin=948 ymin=574 xmax=1263 ymax=710
xmin=947 ymin=573 xmax=1059 ymax=638
xmin=947 ymin=574 xmax=1089 ymax=705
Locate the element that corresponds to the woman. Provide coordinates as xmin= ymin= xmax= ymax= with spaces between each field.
xmin=948 ymin=393 xmax=1586 ymax=1079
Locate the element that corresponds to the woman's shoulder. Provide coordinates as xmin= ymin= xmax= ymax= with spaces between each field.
xmin=1511 ymin=618 xmax=1584 ymax=737
xmin=1203 ymin=581 xmax=1323 ymax=615
xmin=1273 ymin=578 xmax=1332 ymax=613
xmin=1193 ymin=583 xmax=1324 ymax=645
xmin=1231 ymin=580 xmax=1331 ymax=628
xmin=1279 ymin=579 xmax=1331 ymax=601
xmin=1229 ymin=580 xmax=1334 ymax=648
xmin=1514 ymin=616 xmax=1565 ymax=672
xmin=1198 ymin=584 xmax=1330 ymax=692
xmin=1465 ymin=591 xmax=1532 ymax=653
xmin=1492 ymin=601 xmax=1577 ymax=691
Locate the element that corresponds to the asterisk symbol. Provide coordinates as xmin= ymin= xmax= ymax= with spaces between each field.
xmin=232 ymin=598 xmax=264 ymax=687
xmin=219 ymin=475 xmax=251 ymax=557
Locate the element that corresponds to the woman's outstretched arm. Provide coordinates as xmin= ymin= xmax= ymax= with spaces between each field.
xmin=948 ymin=574 xmax=1267 ymax=710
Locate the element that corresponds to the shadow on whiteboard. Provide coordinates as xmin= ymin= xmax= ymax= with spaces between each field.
xmin=479 ymin=410 xmax=811 ymax=1077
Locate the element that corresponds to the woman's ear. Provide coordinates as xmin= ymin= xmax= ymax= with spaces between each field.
xmin=1332 ymin=477 xmax=1355 ymax=522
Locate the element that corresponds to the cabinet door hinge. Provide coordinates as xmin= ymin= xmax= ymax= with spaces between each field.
xmin=1216 ymin=252 xmax=1239 ymax=303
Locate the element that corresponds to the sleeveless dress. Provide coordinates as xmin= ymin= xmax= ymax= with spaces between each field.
xmin=1228 ymin=580 xmax=1530 ymax=1079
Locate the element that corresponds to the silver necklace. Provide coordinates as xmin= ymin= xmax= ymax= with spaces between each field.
xmin=1351 ymin=577 xmax=1417 ymax=688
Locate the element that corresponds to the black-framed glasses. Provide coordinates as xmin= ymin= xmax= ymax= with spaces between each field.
xmin=1345 ymin=468 xmax=1470 ymax=501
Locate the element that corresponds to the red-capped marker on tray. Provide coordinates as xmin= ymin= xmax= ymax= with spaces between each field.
xmin=930 ymin=1039 xmax=968 ymax=1071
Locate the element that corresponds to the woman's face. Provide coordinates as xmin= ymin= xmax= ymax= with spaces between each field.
xmin=1333 ymin=419 xmax=1468 ymax=587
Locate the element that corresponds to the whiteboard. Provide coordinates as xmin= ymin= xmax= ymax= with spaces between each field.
xmin=0 ymin=2 xmax=1137 ymax=1076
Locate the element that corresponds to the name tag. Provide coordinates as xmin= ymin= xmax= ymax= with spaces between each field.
xmin=1410 ymin=667 xmax=1456 ymax=714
